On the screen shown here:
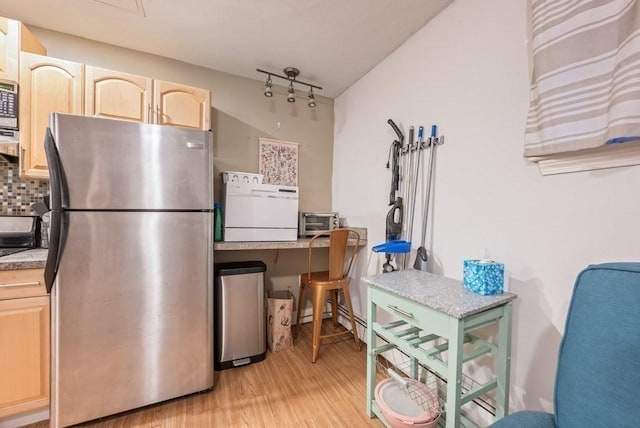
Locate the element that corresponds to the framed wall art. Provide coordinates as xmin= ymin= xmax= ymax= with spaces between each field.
xmin=258 ymin=138 xmax=299 ymax=186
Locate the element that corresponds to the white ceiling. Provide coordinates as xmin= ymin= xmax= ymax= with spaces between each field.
xmin=0 ymin=0 xmax=453 ymax=98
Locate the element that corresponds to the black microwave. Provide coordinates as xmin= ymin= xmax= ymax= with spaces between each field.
xmin=298 ymin=212 xmax=339 ymax=237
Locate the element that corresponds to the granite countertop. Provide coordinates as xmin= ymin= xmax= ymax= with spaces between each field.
xmin=0 ymin=248 xmax=48 ymax=271
xmin=362 ymin=269 xmax=516 ymax=319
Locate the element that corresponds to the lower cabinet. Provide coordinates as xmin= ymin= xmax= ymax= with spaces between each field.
xmin=0 ymin=269 xmax=49 ymax=419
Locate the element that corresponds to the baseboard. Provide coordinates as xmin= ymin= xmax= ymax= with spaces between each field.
xmin=295 ymin=302 xmax=367 ymax=330
xmin=0 ymin=408 xmax=49 ymax=428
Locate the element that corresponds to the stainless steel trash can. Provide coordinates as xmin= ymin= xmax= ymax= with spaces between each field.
xmin=214 ymin=261 xmax=267 ymax=370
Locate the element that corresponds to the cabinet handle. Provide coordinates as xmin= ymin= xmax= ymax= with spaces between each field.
xmin=388 ymin=304 xmax=414 ymax=318
xmin=20 ymin=147 xmax=25 ymax=173
xmin=0 ymin=281 xmax=41 ymax=288
xmin=147 ymin=103 xmax=152 ymax=122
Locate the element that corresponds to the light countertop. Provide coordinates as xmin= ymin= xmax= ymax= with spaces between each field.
xmin=362 ymin=269 xmax=516 ymax=319
xmin=0 ymin=248 xmax=48 ymax=270
xmin=215 ymin=227 xmax=367 ymax=251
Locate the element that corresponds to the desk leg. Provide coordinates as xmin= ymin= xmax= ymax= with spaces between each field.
xmin=446 ymin=318 xmax=464 ymax=428
xmin=366 ymin=287 xmax=376 ymax=417
xmin=495 ymin=301 xmax=513 ymax=420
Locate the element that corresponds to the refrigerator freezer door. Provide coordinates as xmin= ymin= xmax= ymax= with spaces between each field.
xmin=50 ymin=113 xmax=212 ymax=210
xmin=50 ymin=211 xmax=213 ymax=427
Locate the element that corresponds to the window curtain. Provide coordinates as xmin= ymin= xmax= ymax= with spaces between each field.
xmin=525 ymin=0 xmax=640 ymax=157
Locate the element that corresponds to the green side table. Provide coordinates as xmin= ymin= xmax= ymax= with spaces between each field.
xmin=363 ymin=269 xmax=516 ymax=428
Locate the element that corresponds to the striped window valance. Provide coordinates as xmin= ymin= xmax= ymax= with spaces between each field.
xmin=525 ymin=0 xmax=640 ymax=157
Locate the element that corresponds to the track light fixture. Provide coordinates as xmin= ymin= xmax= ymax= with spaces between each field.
xmin=257 ymin=66 xmax=322 ymax=108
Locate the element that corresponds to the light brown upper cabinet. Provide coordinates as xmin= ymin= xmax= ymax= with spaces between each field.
xmin=86 ymin=65 xmax=211 ymax=130
xmin=85 ymin=66 xmax=152 ymax=123
xmin=0 ymin=17 xmax=46 ymax=81
xmin=154 ymin=80 xmax=211 ymax=130
xmin=19 ymin=52 xmax=83 ymax=179
xmin=19 ymin=59 xmax=210 ymax=179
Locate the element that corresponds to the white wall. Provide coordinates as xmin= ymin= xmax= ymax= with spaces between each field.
xmin=334 ymin=0 xmax=640 ymax=414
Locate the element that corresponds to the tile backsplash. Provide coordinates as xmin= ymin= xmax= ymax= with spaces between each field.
xmin=0 ymin=158 xmax=49 ymax=215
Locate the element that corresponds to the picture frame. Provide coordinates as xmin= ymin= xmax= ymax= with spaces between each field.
xmin=258 ymin=138 xmax=299 ymax=186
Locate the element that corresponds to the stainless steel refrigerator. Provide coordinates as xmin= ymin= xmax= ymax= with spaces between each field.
xmin=44 ymin=113 xmax=214 ymax=427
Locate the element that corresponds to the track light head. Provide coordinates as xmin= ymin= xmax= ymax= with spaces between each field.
xmin=287 ymin=82 xmax=295 ymax=103
xmin=264 ymin=75 xmax=273 ymax=97
xmin=307 ymin=88 xmax=316 ymax=108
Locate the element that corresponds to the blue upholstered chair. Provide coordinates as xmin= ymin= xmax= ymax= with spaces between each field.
xmin=491 ymin=263 xmax=640 ymax=428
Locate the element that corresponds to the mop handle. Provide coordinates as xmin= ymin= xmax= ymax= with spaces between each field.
xmin=402 ymin=126 xmax=415 ymax=238
xmin=418 ymin=126 xmax=437 ymax=247
xmin=407 ymin=126 xmax=424 ymax=241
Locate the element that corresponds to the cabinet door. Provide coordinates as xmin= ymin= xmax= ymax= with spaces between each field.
xmin=19 ymin=52 xmax=84 ymax=179
xmin=154 ymin=80 xmax=210 ymax=130
xmin=0 ymin=296 xmax=50 ymax=418
xmin=85 ymin=65 xmax=152 ymax=123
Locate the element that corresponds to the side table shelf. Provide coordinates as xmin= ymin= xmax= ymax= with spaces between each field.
xmin=363 ymin=270 xmax=516 ymax=428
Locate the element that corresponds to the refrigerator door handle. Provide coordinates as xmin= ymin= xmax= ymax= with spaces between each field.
xmin=44 ymin=127 xmax=66 ymax=293
xmin=44 ymin=209 xmax=65 ymax=293
xmin=44 ymin=127 xmax=64 ymax=210
xmin=186 ymin=141 xmax=204 ymax=149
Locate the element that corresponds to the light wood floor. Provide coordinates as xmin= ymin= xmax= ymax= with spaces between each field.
xmin=28 ymin=321 xmax=382 ymax=428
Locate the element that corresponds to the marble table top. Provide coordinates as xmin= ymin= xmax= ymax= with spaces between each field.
xmin=362 ymin=268 xmax=516 ymax=319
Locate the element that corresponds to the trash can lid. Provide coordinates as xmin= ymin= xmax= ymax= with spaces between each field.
xmin=215 ymin=260 xmax=267 ymax=276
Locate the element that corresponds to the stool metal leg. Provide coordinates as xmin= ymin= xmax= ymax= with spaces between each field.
xmin=311 ymin=287 xmax=326 ymax=362
xmin=294 ymin=281 xmax=306 ymax=338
